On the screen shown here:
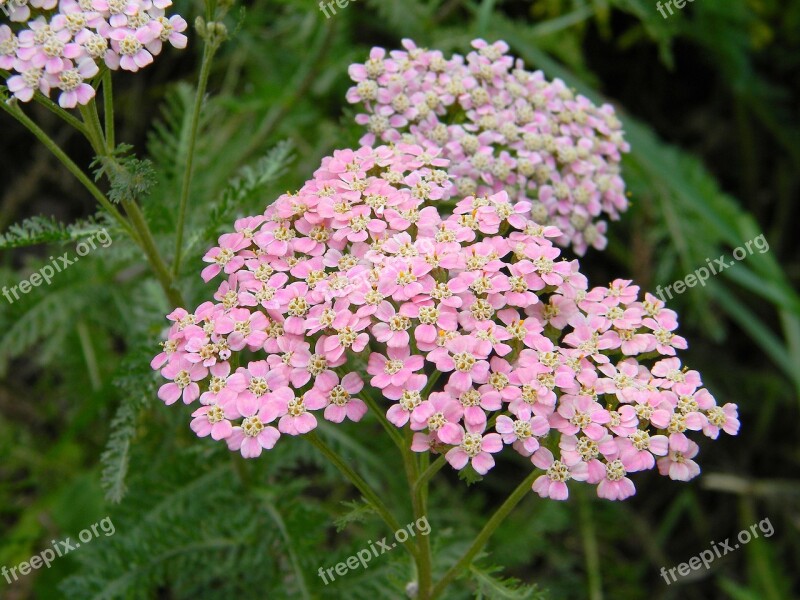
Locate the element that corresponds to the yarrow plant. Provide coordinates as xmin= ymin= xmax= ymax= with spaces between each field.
xmin=0 ymin=14 xmax=745 ymax=594
xmin=152 ymin=142 xmax=739 ymax=503
xmin=347 ymin=39 xmax=630 ymax=255
xmin=0 ymin=0 xmax=186 ymax=107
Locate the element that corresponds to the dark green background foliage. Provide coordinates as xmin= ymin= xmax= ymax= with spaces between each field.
xmin=1 ymin=0 xmax=799 ymax=598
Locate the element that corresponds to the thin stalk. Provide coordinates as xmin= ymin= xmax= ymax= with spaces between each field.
xmin=0 ymin=101 xmax=136 ymax=241
xmin=421 ymin=369 xmax=442 ymax=399
xmin=0 ymin=69 xmax=87 ymax=135
xmin=578 ymin=489 xmax=603 ymax=600
xmin=36 ymin=95 xmax=89 ymax=136
xmin=304 ymin=431 xmax=418 ymax=561
xmin=79 ymin=102 xmax=106 ymax=151
xmin=361 ymin=392 xmax=407 ymax=452
xmin=122 ymin=199 xmax=185 ymax=307
xmin=413 ymin=454 xmax=447 ymax=498
xmin=103 ymin=69 xmax=115 ymax=148
xmin=76 ymin=321 xmax=101 ymax=391
xmin=81 ymin=97 xmax=184 ymax=308
xmin=3 ymin=88 xmax=184 ymax=308
xmin=172 ymin=42 xmax=216 ymax=276
xmin=402 ymin=437 xmax=433 ymax=599
xmin=429 ymin=469 xmax=539 ymax=599
xmin=263 ymin=499 xmax=312 ymax=600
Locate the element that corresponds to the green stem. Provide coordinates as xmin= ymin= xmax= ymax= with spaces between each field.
xmin=0 ymin=69 xmax=87 ymax=136
xmin=402 ymin=436 xmax=433 ymax=599
xmin=578 ymin=488 xmax=603 ymax=600
xmin=3 ymin=89 xmax=184 ymax=309
xmin=103 ymin=69 xmax=115 ymax=149
xmin=0 ymin=101 xmax=136 ymax=242
xmin=122 ymin=199 xmax=185 ymax=307
xmin=413 ymin=454 xmax=447 ymax=498
xmin=37 ymin=96 xmax=89 ymax=136
xmin=361 ymin=392 xmax=407 ymax=452
xmin=304 ymin=431 xmax=418 ymax=561
xmin=429 ymin=469 xmax=539 ymax=599
xmin=421 ymin=369 xmax=442 ymax=398
xmin=79 ymin=102 xmax=106 ymax=151
xmin=173 ymin=42 xmax=216 ymax=277
xmin=263 ymin=498 xmax=312 ymax=600
xmin=81 ymin=98 xmax=184 ymax=308
xmin=76 ymin=320 xmax=101 ymax=391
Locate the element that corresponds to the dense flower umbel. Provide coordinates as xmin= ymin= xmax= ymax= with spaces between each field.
xmin=1 ymin=0 xmax=186 ymax=107
xmin=347 ymin=39 xmax=630 ymax=255
xmin=152 ymin=144 xmax=739 ymax=500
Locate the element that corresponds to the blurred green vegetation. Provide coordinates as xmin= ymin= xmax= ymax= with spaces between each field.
xmin=0 ymin=0 xmax=798 ymax=598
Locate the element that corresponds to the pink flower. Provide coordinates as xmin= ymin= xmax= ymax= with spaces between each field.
xmin=703 ymin=402 xmax=740 ymax=438
xmin=265 ymin=335 xmax=311 ymax=386
xmin=657 ymin=439 xmax=701 ymax=481
xmin=278 ymin=388 xmax=324 ymax=435
xmin=429 ymin=335 xmax=489 ymax=391
xmin=191 ymin=403 xmax=234 ymax=441
xmin=55 ymin=59 xmax=99 ymax=108
xmin=158 ymin=358 xmax=208 ymax=405
xmin=445 ymin=423 xmax=503 ymax=475
xmin=215 ymin=308 xmax=268 ymax=351
xmin=495 ymin=415 xmax=548 ymax=456
xmin=596 ymin=459 xmax=636 ymax=501
xmin=367 ymin=347 xmax=424 ymax=393
xmin=7 ymin=65 xmax=50 ymax=102
xmin=551 ymin=395 xmax=611 ymax=441
xmin=226 ymin=398 xmax=281 ymax=459
xmin=308 ymin=372 xmax=367 ymax=423
xmin=531 ymin=448 xmax=588 ymax=500
xmin=372 ymin=301 xmax=412 ymax=349
xmin=146 ymin=13 xmax=188 ymax=54
xmin=386 ymin=377 xmax=427 ymax=427
xmin=409 ymin=392 xmax=462 ymax=444
xmin=275 ymin=282 xmax=312 ymax=335
xmin=149 ymin=137 xmax=732 ymax=500
xmin=225 ymin=361 xmax=287 ymax=417
xmin=323 ymin=312 xmax=370 ymax=360
xmin=202 ymin=233 xmax=251 ymax=282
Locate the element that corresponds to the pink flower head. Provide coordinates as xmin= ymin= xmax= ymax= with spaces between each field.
xmin=150 ymin=136 xmax=734 ymax=501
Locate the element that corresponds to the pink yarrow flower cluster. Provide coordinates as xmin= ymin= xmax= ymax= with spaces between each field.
xmin=152 ymin=143 xmax=738 ymax=500
xmin=347 ymin=39 xmax=631 ymax=255
xmin=1 ymin=0 xmax=186 ymax=107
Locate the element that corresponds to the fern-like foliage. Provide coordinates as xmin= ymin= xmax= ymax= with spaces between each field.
xmin=470 ymin=564 xmax=547 ymax=600
xmin=100 ymin=392 xmax=149 ymax=503
xmin=146 ymin=83 xmax=197 ymax=187
xmin=334 ymin=499 xmax=378 ymax=532
xmin=0 ymin=214 xmax=113 ymax=249
xmin=91 ymin=144 xmax=158 ymax=204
